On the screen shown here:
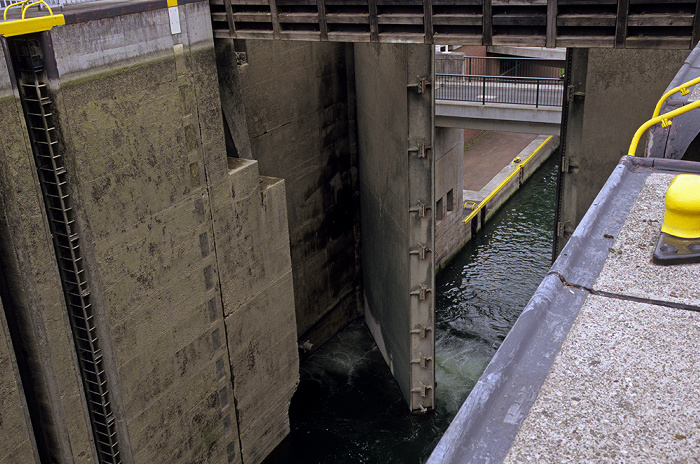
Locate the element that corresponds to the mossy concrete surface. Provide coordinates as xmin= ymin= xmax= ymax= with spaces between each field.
xmin=0 ymin=3 xmax=299 ymax=464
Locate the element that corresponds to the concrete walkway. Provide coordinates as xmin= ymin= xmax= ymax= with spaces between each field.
xmin=461 ymin=131 xmax=557 ymax=228
xmin=463 ymin=131 xmax=539 ymax=192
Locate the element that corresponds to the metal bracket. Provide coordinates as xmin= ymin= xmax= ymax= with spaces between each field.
xmin=408 ymin=142 xmax=431 ymax=158
xmin=407 ymin=77 xmax=431 ymax=94
xmin=567 ymin=85 xmax=585 ymax=101
xmin=411 ymin=353 xmax=432 ymax=368
xmin=409 ymin=244 xmax=430 ymax=260
xmin=409 ymin=201 xmax=430 ymax=218
xmin=561 ymin=157 xmax=579 ymax=173
xmin=235 ymin=51 xmax=247 ymax=66
xmin=556 ymin=221 xmax=574 ymax=238
xmin=411 ymin=382 xmax=433 ymax=398
xmin=409 ymin=285 xmax=431 ymax=301
xmin=653 ymin=232 xmax=700 ymax=265
xmin=410 ymin=324 xmax=432 ymax=339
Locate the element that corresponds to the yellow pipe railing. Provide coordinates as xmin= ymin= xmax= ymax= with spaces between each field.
xmin=628 ymin=100 xmax=700 ymax=156
xmin=463 ymin=135 xmax=553 ymax=225
xmin=652 ymin=76 xmax=700 ymax=118
xmin=0 ymin=0 xmax=64 ymax=37
xmin=21 ymin=1 xmax=53 ymax=19
xmin=463 ymin=201 xmax=477 ymax=211
xmin=3 ymin=0 xmax=29 ymax=20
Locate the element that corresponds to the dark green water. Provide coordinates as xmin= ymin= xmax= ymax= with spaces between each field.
xmin=264 ymin=153 xmax=559 ymax=464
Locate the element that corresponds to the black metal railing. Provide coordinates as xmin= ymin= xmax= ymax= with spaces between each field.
xmin=435 ymin=74 xmax=565 ymax=108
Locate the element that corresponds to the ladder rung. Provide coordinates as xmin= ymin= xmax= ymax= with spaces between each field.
xmin=24 ymin=97 xmax=50 ymax=103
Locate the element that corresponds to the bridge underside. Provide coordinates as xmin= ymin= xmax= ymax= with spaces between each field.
xmin=211 ymin=0 xmax=699 ymax=49
xmin=436 ymin=100 xmax=561 ymax=135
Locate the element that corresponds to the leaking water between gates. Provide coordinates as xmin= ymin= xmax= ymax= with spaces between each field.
xmin=264 ymin=153 xmax=560 ymax=464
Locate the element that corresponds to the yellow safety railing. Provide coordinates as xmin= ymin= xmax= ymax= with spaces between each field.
xmin=652 ymin=76 xmax=700 ymax=118
xmin=4 ymin=0 xmax=26 ymax=20
xmin=0 ymin=0 xmax=64 ymax=37
xmin=463 ymin=201 xmax=477 ymax=211
xmin=628 ymin=99 xmax=700 ymax=156
xmin=21 ymin=1 xmax=54 ymax=18
xmin=463 ymin=135 xmax=553 ymax=225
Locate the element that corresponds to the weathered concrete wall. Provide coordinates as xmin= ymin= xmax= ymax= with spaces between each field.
xmin=220 ymin=159 xmax=298 ymax=464
xmin=51 ymin=6 xmax=239 ymax=461
xmin=232 ymin=40 xmax=362 ymax=348
xmin=0 ymin=37 xmax=95 ymax=464
xmin=354 ymin=43 xmax=435 ymax=412
xmin=0 ymin=299 xmax=39 ymax=463
xmin=434 ymin=127 xmax=465 ymax=267
xmin=1 ymin=3 xmax=298 ymax=463
xmin=556 ymin=48 xmax=688 ymax=253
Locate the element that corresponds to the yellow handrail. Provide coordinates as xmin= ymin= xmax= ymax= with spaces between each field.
xmin=628 ymin=100 xmax=700 ymax=156
xmin=0 ymin=0 xmax=64 ymax=37
xmin=21 ymin=0 xmax=53 ymax=19
xmin=463 ymin=201 xmax=477 ymax=211
xmin=3 ymin=0 xmax=29 ymax=20
xmin=463 ymin=135 xmax=553 ymax=225
xmin=652 ymin=76 xmax=700 ymax=118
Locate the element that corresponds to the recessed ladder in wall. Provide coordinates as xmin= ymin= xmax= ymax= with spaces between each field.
xmin=8 ymin=35 xmax=122 ymax=464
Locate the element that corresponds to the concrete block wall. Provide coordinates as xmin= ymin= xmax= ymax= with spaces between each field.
xmin=435 ymin=52 xmax=465 ymax=74
xmin=0 ymin=2 xmax=298 ymax=463
xmin=231 ymin=40 xmax=362 ymax=349
xmin=51 ymin=5 xmax=240 ymax=461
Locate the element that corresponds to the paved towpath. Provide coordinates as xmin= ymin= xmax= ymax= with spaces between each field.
xmin=463 ymin=131 xmax=538 ymax=191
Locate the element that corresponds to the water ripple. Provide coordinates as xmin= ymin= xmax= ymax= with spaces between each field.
xmin=264 ymin=154 xmax=559 ymax=464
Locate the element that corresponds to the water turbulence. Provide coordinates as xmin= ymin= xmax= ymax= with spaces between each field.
xmin=265 ymin=154 xmax=559 ymax=464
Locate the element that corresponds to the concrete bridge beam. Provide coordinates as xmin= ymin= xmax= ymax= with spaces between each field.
xmin=435 ymin=101 xmax=562 ymax=135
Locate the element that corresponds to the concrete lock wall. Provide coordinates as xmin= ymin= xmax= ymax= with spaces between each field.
xmin=434 ymin=127 xmax=466 ymax=268
xmin=556 ymin=47 xmax=688 ymax=253
xmin=229 ymin=39 xmax=363 ymax=350
xmin=0 ymin=298 xmax=39 ymax=463
xmin=354 ymin=43 xmax=435 ymax=412
xmin=0 ymin=33 xmax=95 ymax=464
xmin=0 ymin=3 xmax=298 ymax=463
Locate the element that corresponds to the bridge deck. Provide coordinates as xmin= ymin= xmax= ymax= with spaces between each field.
xmin=211 ymin=0 xmax=699 ymax=49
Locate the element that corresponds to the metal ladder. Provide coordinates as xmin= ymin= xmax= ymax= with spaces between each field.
xmin=9 ymin=36 xmax=121 ymax=464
